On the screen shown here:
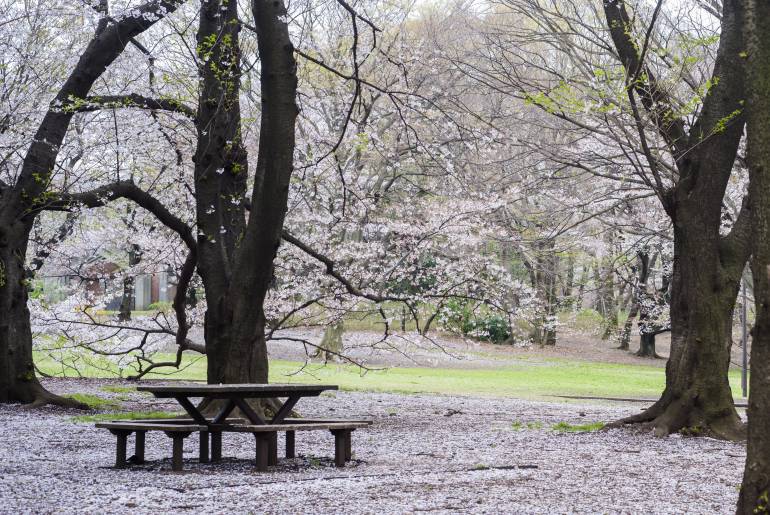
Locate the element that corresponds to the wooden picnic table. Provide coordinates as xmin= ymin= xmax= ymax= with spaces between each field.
xmin=99 ymin=383 xmax=370 ymax=470
xmin=136 ymin=383 xmax=338 ymax=427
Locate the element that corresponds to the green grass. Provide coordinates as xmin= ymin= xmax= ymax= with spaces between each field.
xmin=36 ymin=352 xmax=748 ymax=401
xmin=70 ymin=411 xmax=183 ymax=423
xmin=65 ymin=393 xmax=120 ymax=409
xmin=551 ymin=421 xmax=605 ymax=432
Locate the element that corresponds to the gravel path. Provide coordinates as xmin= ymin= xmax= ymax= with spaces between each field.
xmin=0 ymin=379 xmax=745 ymax=514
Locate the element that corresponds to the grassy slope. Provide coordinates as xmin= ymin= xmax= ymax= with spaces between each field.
xmin=35 ymin=352 xmax=747 ymax=401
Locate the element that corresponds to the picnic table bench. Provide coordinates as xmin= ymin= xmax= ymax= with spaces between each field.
xmin=95 ymin=383 xmax=372 ymax=471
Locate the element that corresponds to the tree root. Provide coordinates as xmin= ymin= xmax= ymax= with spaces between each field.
xmin=20 ymin=383 xmax=89 ymax=410
xmin=604 ymin=394 xmax=745 ymax=441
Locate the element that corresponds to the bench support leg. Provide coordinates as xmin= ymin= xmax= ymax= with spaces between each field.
xmin=171 ymin=435 xmax=184 ymax=472
xmin=345 ymin=430 xmax=352 ymax=461
xmin=109 ymin=429 xmax=132 ymax=468
xmin=211 ymin=431 xmax=222 ymax=462
xmin=135 ymin=431 xmax=146 ymax=464
xmin=331 ymin=430 xmax=346 ymax=468
xmin=255 ymin=434 xmax=269 ymax=472
xmin=285 ymin=430 xmax=295 ymax=459
xmin=268 ymin=432 xmax=278 ymax=466
xmin=199 ymin=431 xmax=209 ymax=463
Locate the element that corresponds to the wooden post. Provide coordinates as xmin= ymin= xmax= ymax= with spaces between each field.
xmin=332 ymin=430 xmax=345 ymax=467
xmin=255 ymin=434 xmax=269 ymax=472
xmin=171 ymin=435 xmax=184 ymax=472
xmin=268 ymin=432 xmax=278 ymax=466
xmin=285 ymin=430 xmax=295 ymax=459
xmin=199 ymin=431 xmax=209 ymax=463
xmin=135 ymin=431 xmax=146 ymax=464
xmin=211 ymin=431 xmax=222 ymax=462
xmin=344 ymin=430 xmax=352 ymax=461
xmin=113 ymin=431 xmax=129 ymax=468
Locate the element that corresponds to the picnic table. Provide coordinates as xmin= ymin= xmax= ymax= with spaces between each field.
xmin=97 ymin=383 xmax=372 ymax=471
xmin=136 ymin=383 xmax=339 ymax=427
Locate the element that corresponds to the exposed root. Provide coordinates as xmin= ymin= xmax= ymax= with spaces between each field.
xmin=606 ymin=393 xmax=745 ymax=441
xmin=19 ymin=383 xmax=90 ymax=410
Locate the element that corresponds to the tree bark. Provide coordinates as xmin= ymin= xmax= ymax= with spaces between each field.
xmin=737 ymin=0 xmax=770 ymax=509
xmin=118 ymin=244 xmax=141 ymax=321
xmin=194 ymin=0 xmax=298 ymax=386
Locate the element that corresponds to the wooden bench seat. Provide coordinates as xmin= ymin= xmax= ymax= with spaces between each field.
xmin=226 ymin=420 xmax=372 ymax=470
xmin=96 ymin=418 xmax=373 ymax=472
xmin=96 ymin=422 xmax=206 ymax=471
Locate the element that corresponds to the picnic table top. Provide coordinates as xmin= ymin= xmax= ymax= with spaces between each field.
xmin=136 ymin=383 xmax=339 ymax=396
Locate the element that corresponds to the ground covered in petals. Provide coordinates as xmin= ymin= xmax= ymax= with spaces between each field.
xmin=0 ymin=378 xmax=745 ymax=514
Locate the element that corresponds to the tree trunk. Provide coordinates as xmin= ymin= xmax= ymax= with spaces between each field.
xmin=636 ymin=333 xmax=657 ymax=358
xmin=313 ymin=321 xmax=344 ymax=362
xmin=603 ymin=0 xmax=749 ymax=440
xmin=118 ymin=244 xmax=141 ymax=321
xmin=618 ymin=303 xmax=638 ymax=351
xmin=0 ymin=223 xmax=84 ymax=407
xmin=614 ymin=206 xmax=745 ymax=440
xmin=737 ymin=0 xmax=770 ymax=509
xmin=196 ymin=0 xmax=298 ymax=387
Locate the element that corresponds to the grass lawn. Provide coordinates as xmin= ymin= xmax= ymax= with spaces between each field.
xmin=35 ymin=352 xmax=748 ymax=401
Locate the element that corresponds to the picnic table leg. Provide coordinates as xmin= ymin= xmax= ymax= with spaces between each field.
xmin=344 ymin=430 xmax=352 ymax=462
xmin=110 ymin=430 xmax=130 ymax=468
xmin=168 ymin=433 xmax=187 ymax=472
xmin=135 ymin=431 xmax=146 ymax=465
xmin=331 ymin=430 xmax=346 ymax=468
xmin=285 ymin=430 xmax=295 ymax=459
xmin=199 ymin=431 xmax=209 ymax=463
xmin=254 ymin=434 xmax=269 ymax=472
xmin=268 ymin=432 xmax=278 ymax=466
xmin=211 ymin=431 xmax=222 ymax=462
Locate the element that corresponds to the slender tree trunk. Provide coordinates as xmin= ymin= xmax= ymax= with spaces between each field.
xmin=737 ymin=0 xmax=770 ymax=509
xmin=118 ymin=244 xmax=141 ymax=321
xmin=618 ymin=302 xmax=638 ymax=351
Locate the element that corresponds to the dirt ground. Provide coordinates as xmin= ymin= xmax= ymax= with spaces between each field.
xmin=0 ymin=378 xmax=746 ymax=514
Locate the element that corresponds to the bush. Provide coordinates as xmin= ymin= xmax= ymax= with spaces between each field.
xmin=439 ymin=300 xmax=511 ymax=344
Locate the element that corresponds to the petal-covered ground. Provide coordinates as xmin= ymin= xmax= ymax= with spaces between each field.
xmin=0 ymin=379 xmax=744 ymax=514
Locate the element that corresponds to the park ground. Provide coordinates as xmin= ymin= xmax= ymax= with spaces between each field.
xmin=4 ymin=328 xmax=749 ymax=514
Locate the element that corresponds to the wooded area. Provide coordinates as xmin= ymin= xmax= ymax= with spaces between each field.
xmin=1 ymin=0 xmax=769 ymax=511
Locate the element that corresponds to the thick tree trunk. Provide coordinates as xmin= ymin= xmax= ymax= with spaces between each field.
xmin=614 ymin=210 xmax=745 ymax=440
xmin=195 ymin=0 xmax=297 ymax=387
xmin=737 ymin=0 xmax=770 ymax=509
xmin=603 ymin=0 xmax=749 ymax=440
xmin=0 ymin=223 xmax=84 ymax=407
xmin=636 ymin=333 xmax=657 ymax=358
